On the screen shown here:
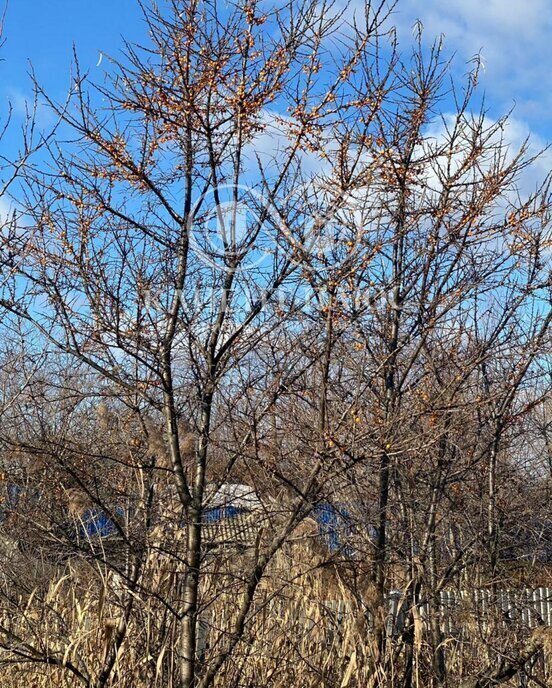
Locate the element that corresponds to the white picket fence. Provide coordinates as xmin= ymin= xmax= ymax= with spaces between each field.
xmin=383 ymin=587 xmax=552 ymax=634
xmin=198 ymin=587 xmax=552 ymax=655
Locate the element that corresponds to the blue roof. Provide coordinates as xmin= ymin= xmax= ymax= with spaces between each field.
xmin=203 ymin=498 xmax=357 ymax=555
xmin=313 ymin=503 xmax=355 ymax=555
xmin=79 ymin=507 xmax=124 ymax=539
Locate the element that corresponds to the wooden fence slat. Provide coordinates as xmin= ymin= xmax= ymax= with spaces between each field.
xmin=196 ymin=586 xmax=552 ymax=656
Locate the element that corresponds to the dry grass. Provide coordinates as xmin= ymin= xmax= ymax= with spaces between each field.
xmin=0 ymin=534 xmax=550 ymax=687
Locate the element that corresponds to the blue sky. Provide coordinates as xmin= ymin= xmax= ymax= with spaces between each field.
xmin=1 ymin=1 xmax=138 ymax=124
xmin=1 ymin=0 xmax=551 ymax=176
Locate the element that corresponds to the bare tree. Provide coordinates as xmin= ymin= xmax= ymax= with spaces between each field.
xmin=0 ymin=1 xmax=550 ymax=687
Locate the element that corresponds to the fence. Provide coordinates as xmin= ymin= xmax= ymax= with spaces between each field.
xmin=197 ymin=587 xmax=552 ymax=657
xmin=387 ymin=587 xmax=552 ymax=634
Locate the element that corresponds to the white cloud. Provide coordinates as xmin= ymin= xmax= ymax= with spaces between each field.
xmin=0 ymin=197 xmax=12 ymax=223
xmin=4 ymin=88 xmax=57 ymax=130
xmin=388 ymin=0 xmax=552 ymax=126
xmin=243 ymin=108 xmax=329 ymax=177
xmin=424 ymin=114 xmax=551 ymax=194
xmin=414 ymin=0 xmax=549 ymax=39
xmin=0 ymin=197 xmax=19 ymax=243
